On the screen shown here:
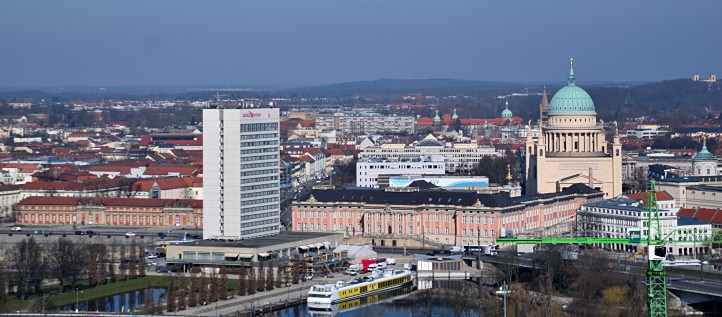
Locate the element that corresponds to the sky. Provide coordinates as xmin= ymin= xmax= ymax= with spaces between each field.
xmin=1 ymin=0 xmax=721 ymax=88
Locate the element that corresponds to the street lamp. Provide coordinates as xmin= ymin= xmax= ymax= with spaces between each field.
xmin=74 ymin=288 xmax=79 ymax=313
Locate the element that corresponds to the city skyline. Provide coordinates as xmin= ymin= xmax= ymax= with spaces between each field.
xmin=1 ymin=1 xmax=722 ymax=87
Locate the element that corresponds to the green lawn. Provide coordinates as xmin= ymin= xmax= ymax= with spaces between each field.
xmin=3 ymin=275 xmax=251 ymax=312
xmin=48 ymin=276 xmax=170 ymax=307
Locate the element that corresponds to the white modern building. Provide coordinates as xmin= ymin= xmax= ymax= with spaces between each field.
xmin=359 ymin=134 xmax=500 ymax=174
xmin=203 ymin=107 xmax=281 ymax=240
xmin=356 ymin=155 xmax=445 ymax=188
xmin=625 ymin=124 xmax=670 ymax=139
xmin=316 ymin=112 xmax=416 ymax=136
xmin=576 ymin=192 xmax=712 ymax=257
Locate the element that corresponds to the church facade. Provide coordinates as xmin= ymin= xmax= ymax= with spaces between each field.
xmin=524 ymin=58 xmax=622 ymax=198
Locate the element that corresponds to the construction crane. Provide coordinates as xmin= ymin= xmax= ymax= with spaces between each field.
xmin=495 ymin=180 xmax=670 ymax=316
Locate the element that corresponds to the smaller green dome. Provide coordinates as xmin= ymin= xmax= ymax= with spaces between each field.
xmin=433 ymin=110 xmax=441 ymax=123
xmin=694 ymin=139 xmax=716 ymax=161
xmin=451 ymin=108 xmax=459 ymax=120
xmin=501 ymin=99 xmax=513 ymax=119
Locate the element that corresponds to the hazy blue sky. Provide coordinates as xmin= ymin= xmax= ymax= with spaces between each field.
xmin=1 ymin=1 xmax=721 ymax=88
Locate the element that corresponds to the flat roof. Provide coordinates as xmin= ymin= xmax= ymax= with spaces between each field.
xmin=180 ymin=231 xmax=340 ymax=249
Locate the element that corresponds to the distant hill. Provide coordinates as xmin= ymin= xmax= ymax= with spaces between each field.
xmin=280 ymin=78 xmax=524 ymax=97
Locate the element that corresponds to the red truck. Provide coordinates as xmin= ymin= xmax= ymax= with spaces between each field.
xmin=361 ymin=258 xmax=377 ymax=273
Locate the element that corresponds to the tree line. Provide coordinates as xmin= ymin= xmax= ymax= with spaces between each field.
xmin=164 ymin=259 xmax=310 ymax=314
xmin=0 ymin=237 xmax=146 ymax=307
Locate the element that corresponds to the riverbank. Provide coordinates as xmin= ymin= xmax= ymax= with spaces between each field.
xmin=2 ymin=276 xmax=170 ymax=313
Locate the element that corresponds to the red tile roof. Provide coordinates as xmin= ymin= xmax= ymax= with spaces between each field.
xmin=626 ymin=191 xmax=674 ymax=205
xmin=17 ymin=196 xmax=202 ymax=208
xmin=0 ymin=163 xmax=41 ymax=173
xmin=131 ymin=177 xmax=201 ymax=191
xmin=144 ymin=165 xmax=198 ymax=176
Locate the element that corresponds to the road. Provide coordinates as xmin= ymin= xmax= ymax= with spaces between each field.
xmin=0 ymin=224 xmax=200 ymax=240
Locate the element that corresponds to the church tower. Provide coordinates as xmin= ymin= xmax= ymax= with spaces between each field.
xmin=692 ymin=136 xmax=718 ymax=176
xmin=524 ymin=58 xmax=622 ymax=198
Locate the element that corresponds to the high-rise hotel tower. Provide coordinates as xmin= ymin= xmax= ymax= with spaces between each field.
xmin=203 ymin=106 xmax=281 ymax=240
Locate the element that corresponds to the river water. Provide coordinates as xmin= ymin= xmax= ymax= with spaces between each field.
xmin=265 ymin=283 xmax=492 ymax=317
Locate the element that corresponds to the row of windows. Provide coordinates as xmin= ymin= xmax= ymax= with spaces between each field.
xmin=359 ymin=164 xmax=441 ymax=170
xmin=242 ymin=196 xmax=279 ymax=206
xmin=240 ymin=140 xmax=279 ymax=147
xmin=241 ymin=190 xmax=278 ymax=199
xmin=242 ymin=225 xmax=278 ymax=236
xmin=241 ymin=162 xmax=278 ymax=169
xmin=241 ymin=203 xmax=277 ymax=213
xmin=376 ymin=276 xmax=409 ymax=289
xmin=241 ymin=169 xmax=277 ymax=177
xmin=241 ymin=154 xmax=278 ymax=162
xmin=239 ymin=133 xmax=278 ymax=140
xmin=241 ymin=212 xmax=278 ymax=221
xmin=240 ymin=123 xmax=278 ymax=132
xmin=242 ymin=175 xmax=279 ymax=183
xmin=241 ymin=183 xmax=278 ymax=191
xmin=241 ymin=147 xmax=278 ymax=155
xmin=244 ymin=218 xmax=279 ymax=227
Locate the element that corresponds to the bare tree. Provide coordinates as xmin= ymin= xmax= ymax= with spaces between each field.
xmin=238 ymin=267 xmax=248 ymax=296
xmin=48 ymin=238 xmax=87 ymax=290
xmin=86 ymin=243 xmax=108 ymax=286
xmin=209 ymin=273 xmax=219 ymax=302
xmin=199 ymin=272 xmax=210 ymax=304
xmin=188 ymin=273 xmax=199 ymax=307
xmin=127 ymin=243 xmax=137 ymax=279
xmin=118 ymin=244 xmax=127 ymax=280
xmin=258 ymin=262 xmax=266 ymax=292
xmin=176 ymin=278 xmax=187 ymax=311
xmin=219 ymin=273 xmax=228 ymax=300
xmin=166 ymin=277 xmax=176 ymax=312
xmin=247 ymin=267 xmax=256 ymax=295
xmin=266 ymin=266 xmax=274 ymax=291
xmin=10 ymin=238 xmax=45 ymax=299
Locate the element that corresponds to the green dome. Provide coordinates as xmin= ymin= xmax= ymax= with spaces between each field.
xmin=694 ymin=140 xmax=716 ymax=161
xmin=501 ymin=108 xmax=513 ymax=118
xmin=548 ymin=58 xmax=596 ymax=115
xmin=501 ymin=99 xmax=513 ymax=118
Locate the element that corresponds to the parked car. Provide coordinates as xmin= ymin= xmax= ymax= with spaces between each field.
xmin=10 ymin=226 xmax=22 ymax=232
xmin=125 ymin=232 xmax=137 ymax=237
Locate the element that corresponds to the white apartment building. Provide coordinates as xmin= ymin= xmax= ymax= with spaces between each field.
xmin=316 ymin=112 xmax=416 ymax=136
xmin=203 ymin=107 xmax=281 ymax=240
xmin=356 ymin=155 xmax=445 ymax=188
xmin=626 ymin=124 xmax=670 ymax=139
xmin=576 ymin=193 xmax=712 ymax=257
xmin=359 ymin=134 xmax=501 ymax=174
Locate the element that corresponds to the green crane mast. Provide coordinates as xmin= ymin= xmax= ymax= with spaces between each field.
xmin=645 ymin=180 xmax=668 ymax=317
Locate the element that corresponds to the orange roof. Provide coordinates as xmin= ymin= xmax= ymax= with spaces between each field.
xmin=17 ymin=196 xmax=202 ymax=209
xmin=416 ymin=117 xmax=434 ymax=126
xmin=162 ymin=137 xmax=202 ymax=147
xmin=0 ymin=163 xmax=41 ymax=173
xmin=626 ymin=191 xmax=674 ymax=205
xmin=131 ymin=177 xmax=201 ymax=191
xmin=144 ymin=165 xmax=198 ymax=176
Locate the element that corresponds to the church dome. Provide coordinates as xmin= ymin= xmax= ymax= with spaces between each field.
xmin=433 ymin=110 xmax=441 ymax=123
xmin=451 ymin=108 xmax=459 ymax=120
xmin=694 ymin=138 xmax=716 ymax=161
xmin=549 ymin=58 xmax=596 ymax=116
xmin=501 ymin=99 xmax=513 ymax=119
